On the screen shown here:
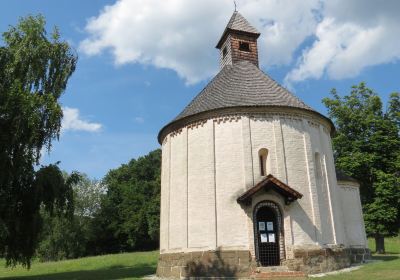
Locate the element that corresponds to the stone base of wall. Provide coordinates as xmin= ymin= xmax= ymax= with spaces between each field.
xmin=282 ymin=245 xmax=371 ymax=275
xmin=157 ymin=247 xmax=371 ymax=278
xmin=157 ymin=250 xmax=256 ymax=278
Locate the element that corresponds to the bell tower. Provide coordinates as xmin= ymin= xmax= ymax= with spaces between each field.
xmin=216 ymin=11 xmax=260 ymax=69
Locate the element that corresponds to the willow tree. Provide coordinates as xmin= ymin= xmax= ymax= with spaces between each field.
xmin=323 ymin=83 xmax=400 ymax=254
xmin=0 ymin=15 xmax=78 ymax=266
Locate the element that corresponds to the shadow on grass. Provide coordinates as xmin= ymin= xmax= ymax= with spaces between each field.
xmin=0 ymin=264 xmax=156 ymax=280
xmin=371 ymin=255 xmax=399 ymax=262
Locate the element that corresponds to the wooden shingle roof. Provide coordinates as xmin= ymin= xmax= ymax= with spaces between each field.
xmin=158 ymin=60 xmax=334 ymax=143
xmin=216 ymin=11 xmax=260 ymax=48
xmin=237 ymin=174 xmax=303 ymax=205
xmin=174 ymin=60 xmax=314 ymax=121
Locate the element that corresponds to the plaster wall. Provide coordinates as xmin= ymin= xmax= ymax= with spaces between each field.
xmin=280 ymin=118 xmax=315 ymax=245
xmin=169 ymin=129 xmax=188 ymax=250
xmin=187 ymin=120 xmax=216 ymax=249
xmin=159 ymin=110 xmax=365 ymax=255
xmin=214 ymin=118 xmax=248 ymax=249
xmin=320 ymin=127 xmax=347 ymax=245
xmin=338 ymin=182 xmax=368 ymax=247
xmin=160 ymin=136 xmax=170 ymax=252
xmin=308 ymin=124 xmax=335 ymax=245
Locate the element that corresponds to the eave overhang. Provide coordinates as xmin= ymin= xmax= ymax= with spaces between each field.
xmin=237 ymin=174 xmax=303 ymax=206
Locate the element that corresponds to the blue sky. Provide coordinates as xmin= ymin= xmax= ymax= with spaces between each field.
xmin=1 ymin=0 xmax=399 ymax=179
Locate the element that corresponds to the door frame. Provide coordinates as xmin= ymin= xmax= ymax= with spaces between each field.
xmin=253 ymin=200 xmax=285 ymax=266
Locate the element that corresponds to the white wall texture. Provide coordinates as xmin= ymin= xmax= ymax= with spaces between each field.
xmin=159 ymin=109 xmax=367 ymax=256
xmin=338 ymin=181 xmax=368 ymax=248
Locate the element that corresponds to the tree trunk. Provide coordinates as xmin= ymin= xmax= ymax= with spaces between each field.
xmin=375 ymin=234 xmax=385 ymax=254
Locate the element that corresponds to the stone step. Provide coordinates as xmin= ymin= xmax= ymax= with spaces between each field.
xmin=252 ymin=271 xmax=306 ymax=279
xmin=256 ymin=266 xmax=290 ymax=272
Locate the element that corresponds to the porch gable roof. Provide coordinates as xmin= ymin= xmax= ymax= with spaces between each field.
xmin=237 ymin=174 xmax=303 ymax=205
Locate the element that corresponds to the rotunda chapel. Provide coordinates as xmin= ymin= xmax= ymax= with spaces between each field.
xmin=157 ymin=11 xmax=370 ymax=278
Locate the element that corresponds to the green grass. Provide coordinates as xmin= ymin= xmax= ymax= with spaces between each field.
xmin=319 ymin=255 xmax=400 ymax=280
xmin=368 ymin=235 xmax=400 ymax=254
xmin=0 ymin=251 xmax=158 ymax=280
xmin=316 ymin=236 xmax=400 ymax=280
xmin=0 ymin=237 xmax=399 ymax=279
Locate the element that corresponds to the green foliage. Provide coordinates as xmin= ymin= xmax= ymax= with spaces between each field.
xmin=323 ymin=83 xmax=400 ymax=242
xmin=36 ymin=174 xmax=104 ymax=262
xmin=91 ymin=149 xmax=161 ymax=254
xmin=0 ymin=15 xmax=77 ymax=267
xmin=35 ymin=150 xmax=161 ymax=261
xmin=36 ymin=212 xmax=87 ymax=262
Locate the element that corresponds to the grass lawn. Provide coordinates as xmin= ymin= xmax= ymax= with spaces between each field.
xmin=0 ymin=251 xmax=158 ymax=280
xmin=312 ymin=236 xmax=400 ymax=280
xmin=0 ymin=236 xmax=399 ymax=279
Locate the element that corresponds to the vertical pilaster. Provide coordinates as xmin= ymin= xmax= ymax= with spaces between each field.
xmin=242 ymin=116 xmax=254 ymax=188
xmin=212 ymin=120 xmax=218 ymax=248
xmin=182 ymin=128 xmax=188 ymax=250
xmin=322 ymin=130 xmax=346 ymax=244
xmin=273 ymin=116 xmax=288 ymax=183
xmin=302 ymin=120 xmax=321 ymax=244
xmin=167 ymin=135 xmax=171 ymax=250
xmin=186 ymin=127 xmax=189 ymax=249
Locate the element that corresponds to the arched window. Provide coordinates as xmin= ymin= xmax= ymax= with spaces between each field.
xmin=259 ymin=148 xmax=268 ymax=176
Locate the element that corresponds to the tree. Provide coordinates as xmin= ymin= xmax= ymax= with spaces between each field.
xmin=36 ymin=173 xmax=105 ymax=261
xmin=91 ymin=149 xmax=161 ymax=254
xmin=323 ymin=83 xmax=400 ymax=253
xmin=0 ymin=15 xmax=78 ymax=266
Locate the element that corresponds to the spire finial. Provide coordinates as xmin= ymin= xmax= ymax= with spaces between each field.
xmin=234 ymin=0 xmax=237 ymax=12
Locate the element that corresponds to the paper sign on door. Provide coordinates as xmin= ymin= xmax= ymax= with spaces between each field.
xmin=268 ymin=233 xmax=275 ymax=243
xmin=258 ymin=222 xmax=265 ymax=231
xmin=266 ymin=222 xmax=273 ymax=231
xmin=260 ymin=233 xmax=268 ymax=243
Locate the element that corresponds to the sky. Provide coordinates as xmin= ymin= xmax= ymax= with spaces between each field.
xmin=1 ymin=0 xmax=399 ymax=179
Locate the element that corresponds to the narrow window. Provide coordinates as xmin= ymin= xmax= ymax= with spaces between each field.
xmin=222 ymin=46 xmax=227 ymax=58
xmin=239 ymin=41 xmax=250 ymax=52
xmin=258 ymin=148 xmax=268 ymax=176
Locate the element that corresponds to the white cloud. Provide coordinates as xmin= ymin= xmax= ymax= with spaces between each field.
xmin=80 ymin=0 xmax=400 ymax=85
xmin=285 ymin=0 xmax=400 ymax=85
xmin=62 ymin=107 xmax=102 ymax=133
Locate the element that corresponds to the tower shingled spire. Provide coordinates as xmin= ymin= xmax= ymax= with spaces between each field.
xmin=216 ymin=11 xmax=261 ymax=69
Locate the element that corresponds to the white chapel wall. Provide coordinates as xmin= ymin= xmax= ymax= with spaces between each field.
xmin=160 ymin=136 xmax=170 ymax=252
xmin=160 ymin=110 xmax=352 ymax=254
xmin=187 ymin=120 xmax=216 ymax=250
xmin=320 ymin=127 xmax=347 ymax=245
xmin=168 ymin=129 xmax=188 ymax=250
xmin=307 ymin=123 xmax=335 ymax=245
xmin=280 ymin=118 xmax=316 ymax=245
xmin=214 ymin=118 xmax=249 ymax=249
xmin=338 ymin=181 xmax=367 ymax=247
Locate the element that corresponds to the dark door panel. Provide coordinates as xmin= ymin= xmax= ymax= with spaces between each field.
xmin=256 ymin=206 xmax=280 ymax=266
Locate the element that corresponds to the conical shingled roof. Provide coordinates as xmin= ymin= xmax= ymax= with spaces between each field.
xmin=216 ymin=11 xmax=260 ymax=48
xmin=158 ymin=60 xmax=333 ymax=143
xmin=174 ymin=60 xmax=314 ymax=121
xmin=226 ymin=11 xmax=260 ymax=34
xmin=158 ymin=12 xmax=334 ymax=144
